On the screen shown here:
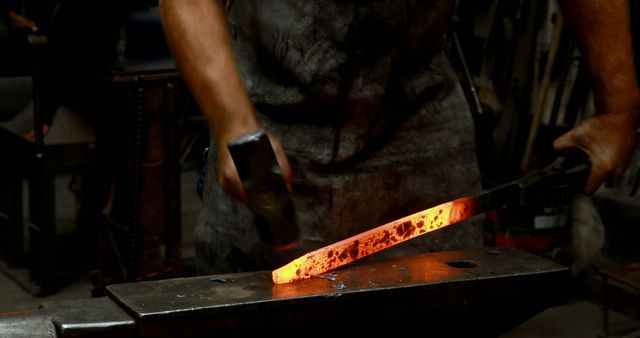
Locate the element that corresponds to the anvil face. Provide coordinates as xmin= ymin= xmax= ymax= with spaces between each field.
xmin=105 ymin=247 xmax=569 ymax=337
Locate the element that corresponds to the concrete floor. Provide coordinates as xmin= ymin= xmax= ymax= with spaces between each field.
xmin=1 ymin=167 xmax=640 ymax=337
xmin=503 ymin=299 xmax=640 ymax=338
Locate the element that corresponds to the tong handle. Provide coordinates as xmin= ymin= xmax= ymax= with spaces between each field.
xmin=518 ymin=148 xmax=591 ymax=206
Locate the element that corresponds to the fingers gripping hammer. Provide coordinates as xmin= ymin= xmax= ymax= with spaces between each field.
xmin=227 ymin=129 xmax=300 ymax=250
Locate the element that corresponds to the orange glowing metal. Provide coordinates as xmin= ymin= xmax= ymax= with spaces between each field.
xmin=272 ymin=197 xmax=477 ymax=284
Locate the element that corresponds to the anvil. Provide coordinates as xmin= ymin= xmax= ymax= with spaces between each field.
xmin=0 ymin=247 xmax=570 ymax=337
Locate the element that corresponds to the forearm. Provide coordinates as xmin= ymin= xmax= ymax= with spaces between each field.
xmin=554 ymin=0 xmax=640 ymax=194
xmin=159 ymin=0 xmax=259 ymax=144
xmin=558 ymin=0 xmax=640 ymax=121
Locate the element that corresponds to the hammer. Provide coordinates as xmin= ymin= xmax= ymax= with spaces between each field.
xmin=227 ymin=129 xmax=300 ymax=250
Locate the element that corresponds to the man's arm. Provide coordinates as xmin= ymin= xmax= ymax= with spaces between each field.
xmin=159 ymin=0 xmax=291 ymax=202
xmin=555 ymin=0 xmax=640 ymax=194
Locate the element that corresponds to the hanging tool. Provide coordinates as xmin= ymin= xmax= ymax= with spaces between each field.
xmin=521 ymin=12 xmax=564 ymax=170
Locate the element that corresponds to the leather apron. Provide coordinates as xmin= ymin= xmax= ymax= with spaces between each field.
xmin=195 ymin=0 xmax=484 ymax=274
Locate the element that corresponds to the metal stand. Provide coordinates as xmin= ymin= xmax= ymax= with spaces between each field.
xmin=598 ymin=263 xmax=640 ymax=337
xmin=92 ymin=68 xmax=186 ymax=296
xmin=0 ymin=14 xmax=97 ymax=296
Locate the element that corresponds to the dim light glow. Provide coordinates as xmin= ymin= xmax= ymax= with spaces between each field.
xmin=272 ymin=197 xmax=477 ymax=284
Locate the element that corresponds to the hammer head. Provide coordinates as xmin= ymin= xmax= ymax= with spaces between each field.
xmin=227 ymin=129 xmax=300 ymax=250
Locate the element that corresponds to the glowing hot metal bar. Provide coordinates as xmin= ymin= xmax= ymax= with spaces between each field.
xmin=272 ymin=197 xmax=477 ymax=284
xmin=272 ymin=149 xmax=591 ymax=284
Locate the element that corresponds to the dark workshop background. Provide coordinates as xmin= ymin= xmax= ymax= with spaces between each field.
xmin=0 ymin=1 xmax=640 ymax=337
